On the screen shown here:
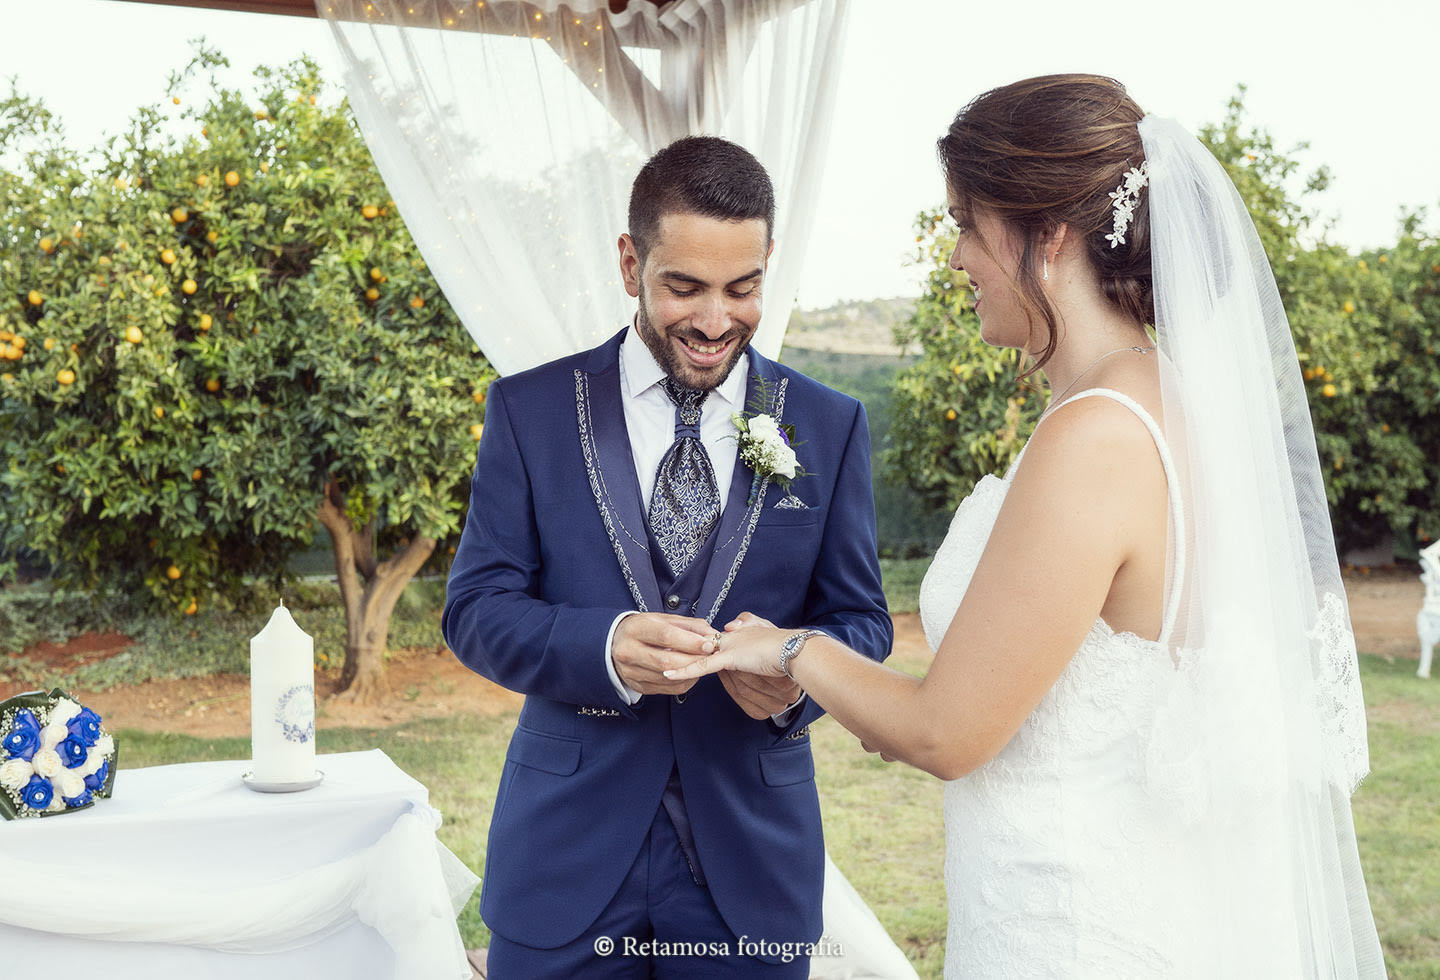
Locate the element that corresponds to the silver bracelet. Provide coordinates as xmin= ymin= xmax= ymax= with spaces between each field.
xmin=778 ymin=629 xmax=824 ymax=679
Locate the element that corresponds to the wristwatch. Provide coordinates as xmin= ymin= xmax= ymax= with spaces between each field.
xmin=778 ymin=629 xmax=824 ymax=679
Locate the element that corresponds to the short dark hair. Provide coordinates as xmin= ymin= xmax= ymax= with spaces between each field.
xmin=628 ymin=135 xmax=775 ymax=261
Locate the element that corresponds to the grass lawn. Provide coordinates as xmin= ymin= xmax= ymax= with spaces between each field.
xmin=117 ymin=650 xmax=1436 ymax=978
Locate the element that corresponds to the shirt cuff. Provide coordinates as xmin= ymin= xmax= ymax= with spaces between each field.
xmin=770 ymin=693 xmax=806 ymax=726
xmin=606 ymin=610 xmax=644 ymax=705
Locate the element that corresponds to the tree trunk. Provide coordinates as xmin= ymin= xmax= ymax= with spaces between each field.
xmin=316 ymin=477 xmax=436 ymax=705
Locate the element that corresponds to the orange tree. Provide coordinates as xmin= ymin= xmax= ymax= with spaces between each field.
xmin=885 ymin=92 xmax=1438 ymax=556
xmin=0 ymin=49 xmax=492 ymax=702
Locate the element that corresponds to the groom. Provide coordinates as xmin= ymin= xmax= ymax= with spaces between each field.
xmin=443 ymin=136 xmax=892 ymax=977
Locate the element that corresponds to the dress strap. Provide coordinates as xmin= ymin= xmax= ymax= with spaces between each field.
xmin=1039 ymin=387 xmax=1186 ymax=647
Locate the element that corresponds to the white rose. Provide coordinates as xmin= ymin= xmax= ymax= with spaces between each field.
xmin=80 ymin=751 xmax=106 ymax=778
xmin=49 ymin=698 xmax=82 ymax=726
xmin=56 ymin=769 xmax=86 ymax=801
xmin=0 ymin=758 xmax=33 ymax=791
xmin=93 ymin=734 xmax=115 ymax=759
xmin=45 ymin=791 xmax=66 ymax=813
xmin=772 ymin=443 xmax=799 ymax=479
xmin=31 ymin=748 xmax=63 ymax=779
xmin=746 ymin=413 xmax=781 ymax=444
xmin=40 ymin=722 xmax=68 ymax=752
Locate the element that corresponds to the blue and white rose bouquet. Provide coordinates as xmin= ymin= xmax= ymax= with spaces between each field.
xmin=0 ymin=689 xmax=117 ymax=819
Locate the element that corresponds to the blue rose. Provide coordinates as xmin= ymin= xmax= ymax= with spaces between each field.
xmin=63 ymin=789 xmax=93 ymax=809
xmin=21 ymin=774 xmax=53 ymax=810
xmin=2 ymin=710 xmax=41 ymax=761
xmin=59 ymin=735 xmax=89 ymax=769
xmin=67 ymin=708 xmax=103 ymax=747
xmin=84 ymin=760 xmax=110 ymax=792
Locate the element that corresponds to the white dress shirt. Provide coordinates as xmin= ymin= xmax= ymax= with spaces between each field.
xmin=602 ymin=324 xmax=802 ymax=723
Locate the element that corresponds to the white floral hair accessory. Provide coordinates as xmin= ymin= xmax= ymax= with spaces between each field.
xmin=1105 ymin=161 xmax=1149 ymax=248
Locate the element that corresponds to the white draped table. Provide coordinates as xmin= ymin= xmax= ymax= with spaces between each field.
xmin=0 ymin=749 xmax=479 ymax=979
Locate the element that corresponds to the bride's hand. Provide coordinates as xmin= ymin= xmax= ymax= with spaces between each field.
xmin=665 ymin=625 xmax=789 ymax=681
xmin=724 ymin=610 xmax=775 ymax=632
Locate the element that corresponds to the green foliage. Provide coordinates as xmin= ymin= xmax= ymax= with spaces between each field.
xmin=884 ymin=90 xmax=1439 ymax=555
xmin=882 ymin=209 xmax=1041 ymax=517
xmin=0 ymin=45 xmax=491 ymax=611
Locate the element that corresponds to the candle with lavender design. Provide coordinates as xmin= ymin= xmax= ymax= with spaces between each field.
xmin=248 ymin=603 xmax=316 ymax=784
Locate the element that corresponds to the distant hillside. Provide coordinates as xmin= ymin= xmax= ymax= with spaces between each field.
xmin=783 ymin=296 xmax=916 ymax=356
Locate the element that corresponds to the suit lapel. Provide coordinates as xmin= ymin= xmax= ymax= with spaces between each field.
xmin=696 ymin=349 xmax=788 ymax=625
xmin=575 ymin=330 xmax=663 ymax=613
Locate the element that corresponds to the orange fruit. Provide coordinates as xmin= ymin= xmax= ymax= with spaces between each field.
xmin=472 ymin=390 xmax=484 ymax=403
xmin=27 ymin=290 xmax=42 ymax=306
xmin=184 ymin=599 xmax=198 ymax=615
xmin=254 ymin=109 xmax=268 ymax=121
xmin=11 ymin=336 xmax=24 ymax=350
xmin=369 ymin=267 xmax=384 ymax=282
xmin=196 ymin=174 xmax=209 ymax=187
xmin=161 ymin=248 xmax=176 ymax=265
xmin=192 ymin=468 xmax=203 ymax=480
xmin=0 ymin=373 xmax=12 ymax=383
xmin=1378 ymin=255 xmax=1388 ymax=264
xmin=206 ymin=230 xmax=219 ymax=243
xmin=199 ymin=314 xmax=212 ymax=330
xmin=182 ymin=279 xmax=197 ymax=295
xmin=43 ymin=337 xmax=55 ymax=350
xmin=365 ymin=287 xmax=379 ymax=302
xmin=470 ymin=423 xmax=484 ymax=440
xmin=362 ymin=204 xmax=379 ymax=219
xmin=172 ymin=207 xmax=189 ymax=224
xmin=309 ymin=95 xmax=316 ymax=105
xmin=945 ymin=408 xmax=958 ymax=420
xmin=98 ymin=255 xmax=110 ymax=266
xmin=409 ymin=296 xmax=424 ymax=309
xmin=125 ymin=326 xmax=143 ymax=343
xmin=1342 ymin=301 xmax=1355 ymax=314
xmin=225 ymin=171 xmax=239 ymax=187
xmin=1322 ymin=384 xmax=1337 ymax=398
xmin=39 ymin=237 xmax=54 ymax=253
xmin=1381 ymin=423 xmax=1391 ymax=433
xmin=205 ymin=378 xmax=219 ymax=392
xmin=167 ymin=565 xmax=181 ymax=580
xmin=172 ymin=96 xmax=181 ymax=105
xmin=154 ymin=406 xmax=165 ymax=419
xmin=259 ymin=162 xmax=270 ymax=174
xmin=201 ymin=126 xmax=208 ymax=137
xmin=57 ymin=369 xmax=75 ymax=385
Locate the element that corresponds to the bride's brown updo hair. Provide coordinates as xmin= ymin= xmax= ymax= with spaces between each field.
xmin=938 ymin=74 xmax=1152 ymax=373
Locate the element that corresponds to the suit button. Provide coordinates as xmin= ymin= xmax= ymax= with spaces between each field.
xmin=665 ymin=594 xmax=681 ymax=610
xmin=676 ymin=692 xmax=688 ymax=704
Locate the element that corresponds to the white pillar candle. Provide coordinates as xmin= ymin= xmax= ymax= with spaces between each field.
xmin=249 ymin=603 xmax=317 ymax=783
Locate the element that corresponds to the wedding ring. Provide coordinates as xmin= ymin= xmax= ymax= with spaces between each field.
xmin=710 ymin=632 xmax=723 ymax=650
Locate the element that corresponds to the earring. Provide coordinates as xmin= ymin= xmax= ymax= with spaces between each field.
xmin=1042 ymin=255 xmax=1049 ymax=281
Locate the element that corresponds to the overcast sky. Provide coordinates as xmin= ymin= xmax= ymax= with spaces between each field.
xmin=5 ymin=0 xmax=1437 ymax=308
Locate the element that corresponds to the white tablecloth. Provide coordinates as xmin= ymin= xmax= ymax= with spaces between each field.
xmin=0 ymin=749 xmax=479 ymax=979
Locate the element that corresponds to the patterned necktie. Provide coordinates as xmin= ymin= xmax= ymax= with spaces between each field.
xmin=648 ymin=377 xmax=720 ymax=576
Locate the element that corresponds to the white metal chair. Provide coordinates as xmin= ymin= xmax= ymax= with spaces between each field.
xmin=1418 ymin=540 xmax=1440 ymax=678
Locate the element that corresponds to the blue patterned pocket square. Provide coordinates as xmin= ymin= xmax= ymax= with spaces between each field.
xmin=774 ymin=494 xmax=810 ymax=511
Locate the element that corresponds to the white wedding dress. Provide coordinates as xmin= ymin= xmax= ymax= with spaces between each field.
xmin=919 ymin=388 xmax=1213 ymax=978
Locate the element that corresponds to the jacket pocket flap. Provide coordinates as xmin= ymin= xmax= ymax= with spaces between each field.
xmin=758 ymin=744 xmax=815 ymax=786
xmin=507 ymin=726 xmax=582 ymax=775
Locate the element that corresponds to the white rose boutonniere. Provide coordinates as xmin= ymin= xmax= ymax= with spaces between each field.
xmin=732 ymin=399 xmax=809 ymax=506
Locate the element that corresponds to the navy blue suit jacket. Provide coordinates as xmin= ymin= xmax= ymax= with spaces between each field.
xmin=442 ymin=328 xmax=892 ymax=953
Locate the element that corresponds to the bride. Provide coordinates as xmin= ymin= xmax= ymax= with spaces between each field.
xmin=667 ymin=75 xmax=1386 ymax=977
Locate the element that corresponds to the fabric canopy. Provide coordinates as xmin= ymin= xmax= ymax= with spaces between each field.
xmin=316 ymin=0 xmax=851 ymax=375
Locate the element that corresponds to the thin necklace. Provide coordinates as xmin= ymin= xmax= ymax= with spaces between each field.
xmin=1041 ymin=344 xmax=1155 ymax=420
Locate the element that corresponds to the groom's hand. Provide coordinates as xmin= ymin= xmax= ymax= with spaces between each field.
xmin=613 ymin=613 xmax=715 ymax=696
xmin=718 ymin=612 xmax=802 ymax=719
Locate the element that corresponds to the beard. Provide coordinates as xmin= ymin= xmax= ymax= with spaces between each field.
xmin=635 ymin=294 xmax=750 ymax=392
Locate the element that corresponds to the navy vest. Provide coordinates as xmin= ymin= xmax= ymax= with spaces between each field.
xmin=647 ymin=498 xmax=722 ymax=885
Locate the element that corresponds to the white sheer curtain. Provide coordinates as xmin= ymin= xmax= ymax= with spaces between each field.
xmin=315 ymin=0 xmax=850 ymax=375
